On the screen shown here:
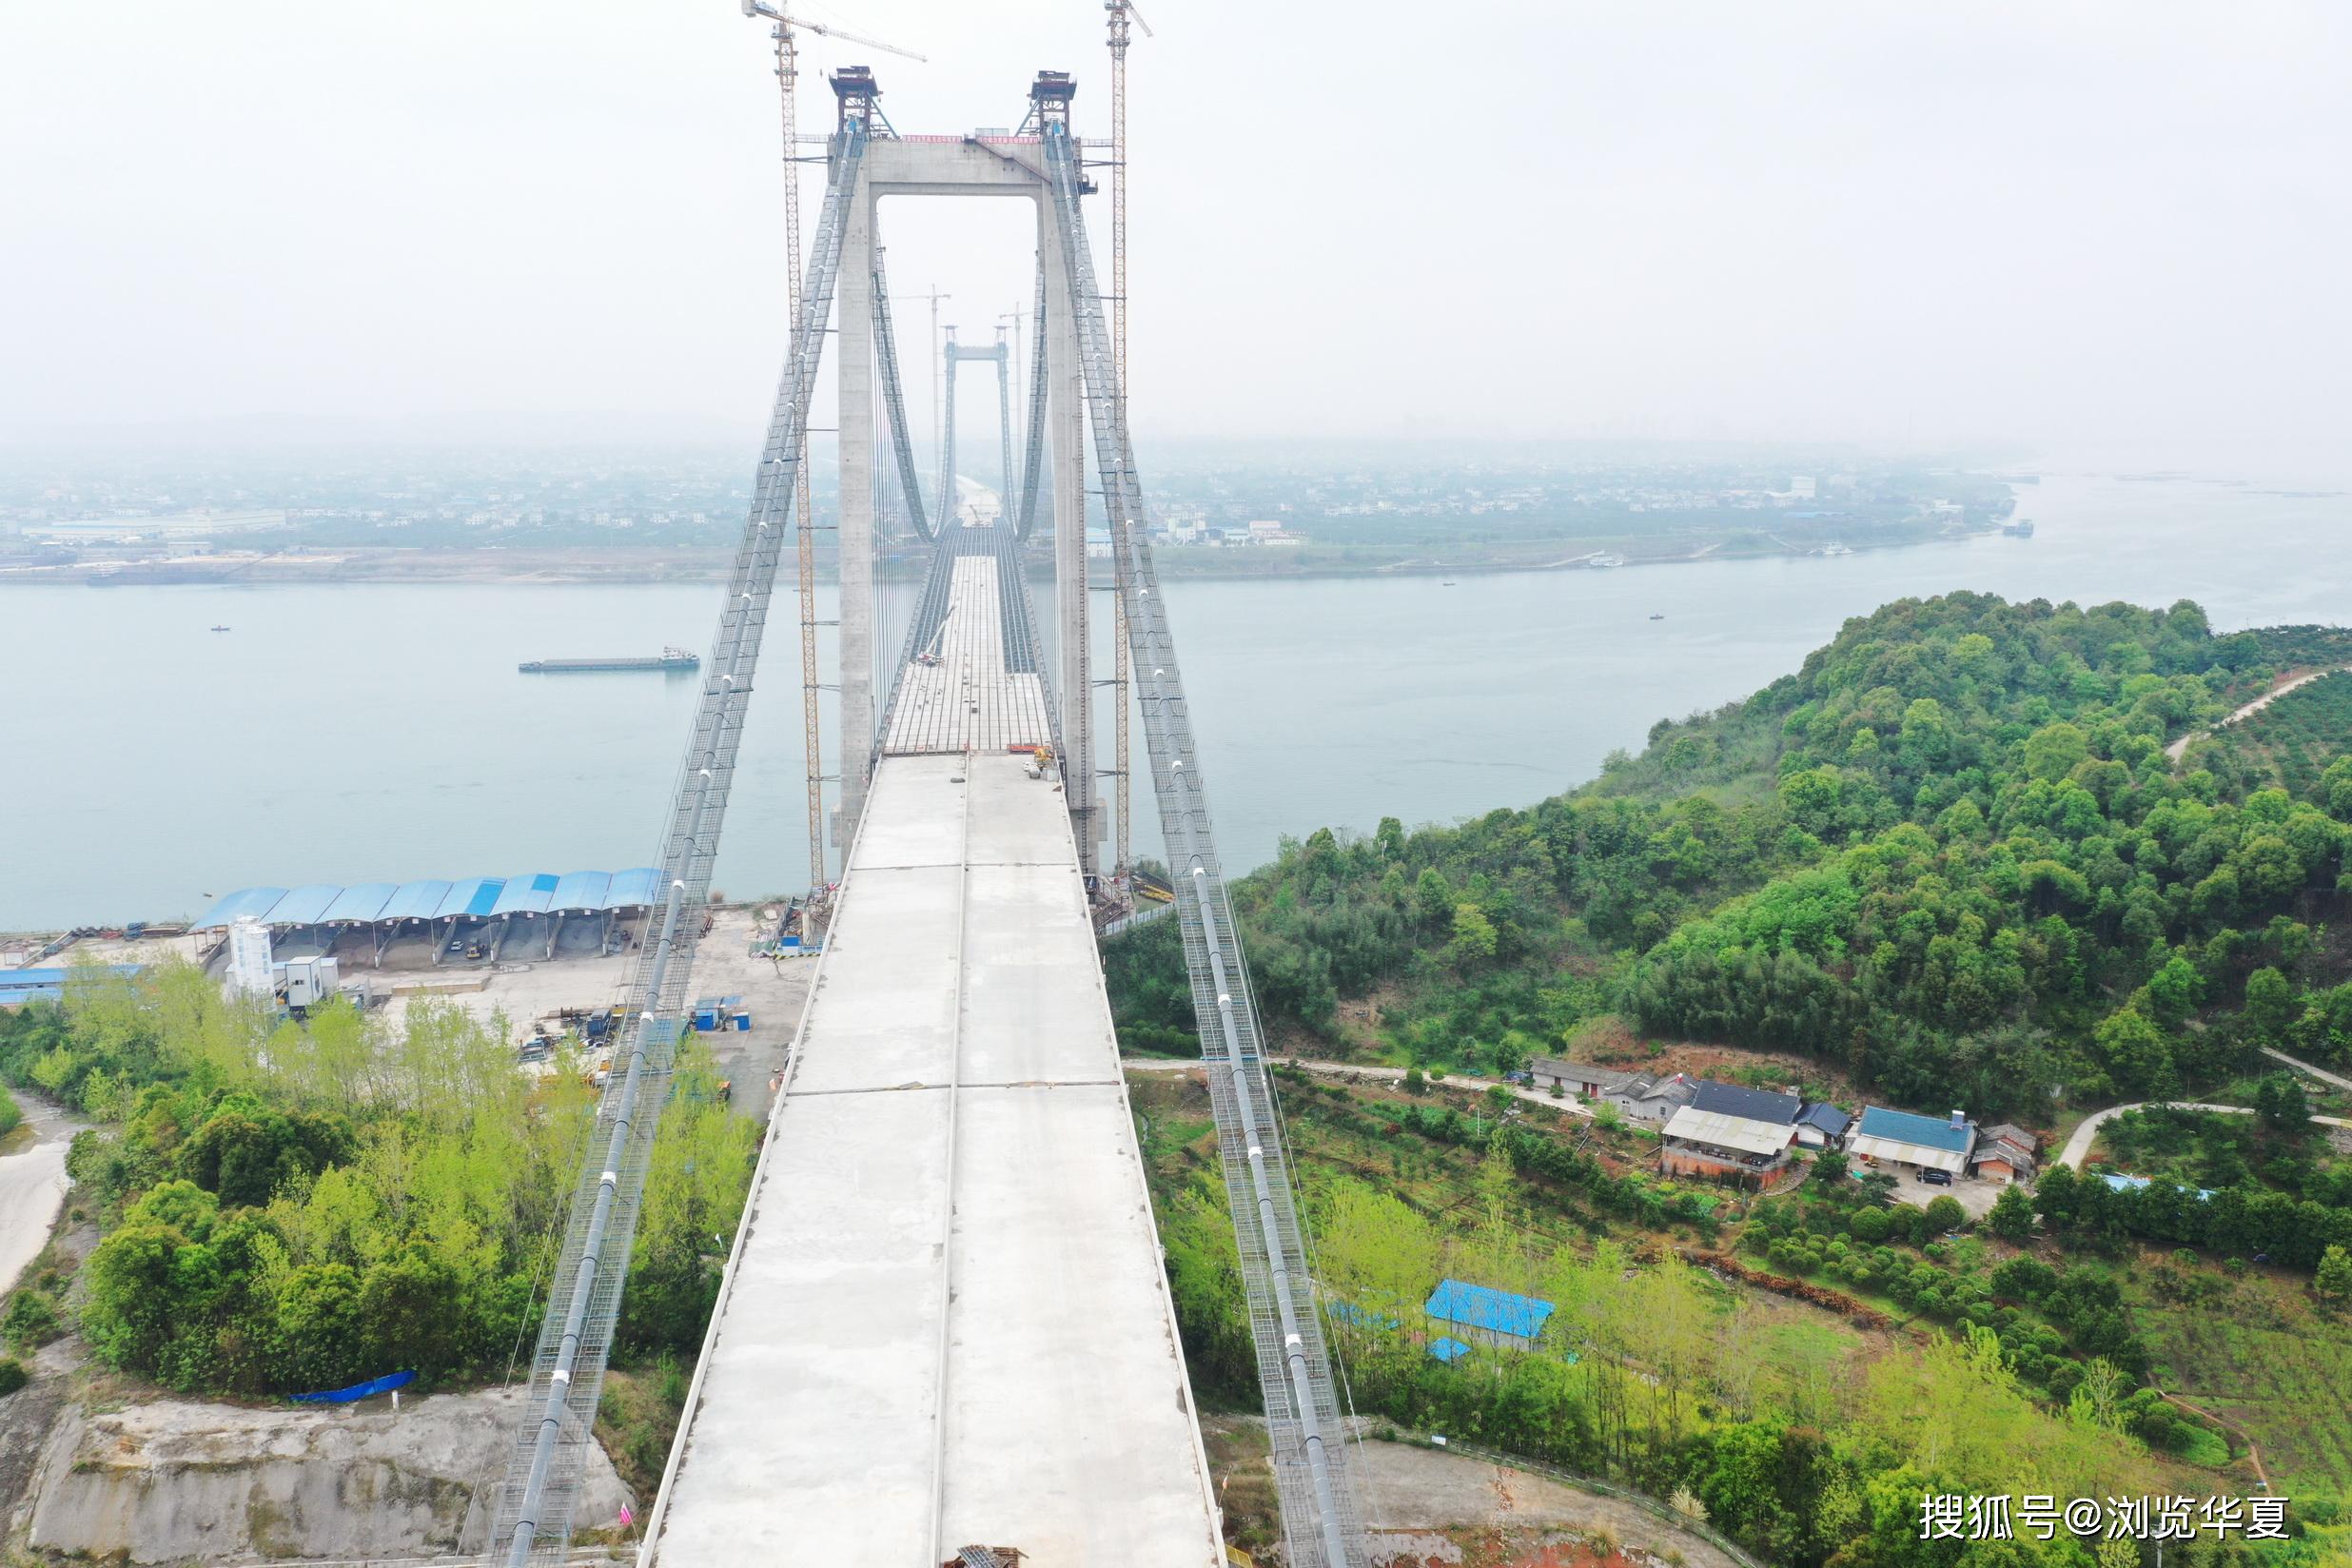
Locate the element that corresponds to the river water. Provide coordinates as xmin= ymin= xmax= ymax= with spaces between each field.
xmin=2 ymin=471 xmax=2345 ymax=931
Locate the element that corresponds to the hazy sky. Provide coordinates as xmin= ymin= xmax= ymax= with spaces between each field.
xmin=4 ymin=2 xmax=2347 ymax=472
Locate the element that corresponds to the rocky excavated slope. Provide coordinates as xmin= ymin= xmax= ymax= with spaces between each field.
xmin=3 ymin=1354 xmax=631 ymax=1565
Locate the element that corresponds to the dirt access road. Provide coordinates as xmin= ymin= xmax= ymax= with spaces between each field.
xmin=0 ymin=1091 xmax=84 ymax=1297
xmin=2166 ymin=664 xmax=2352 ymax=762
xmin=1125 ymin=1055 xmax=1596 ymax=1119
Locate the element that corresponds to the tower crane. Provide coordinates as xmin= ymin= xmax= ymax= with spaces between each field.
xmin=740 ymin=1 xmax=928 ymax=65
xmin=1105 ymin=0 xmax=1150 ymax=890
xmin=736 ymin=0 xmax=925 ymax=908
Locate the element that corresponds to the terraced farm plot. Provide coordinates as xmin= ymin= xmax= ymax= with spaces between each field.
xmin=2131 ymin=1273 xmax=2352 ymax=1505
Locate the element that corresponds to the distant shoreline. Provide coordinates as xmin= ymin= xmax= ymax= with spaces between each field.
xmin=0 ymin=526 xmax=2017 ymax=590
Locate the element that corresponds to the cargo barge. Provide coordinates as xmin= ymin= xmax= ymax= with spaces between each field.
xmin=519 ymin=647 xmax=699 ymax=674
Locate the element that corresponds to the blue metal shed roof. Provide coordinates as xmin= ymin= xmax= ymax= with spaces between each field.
xmin=264 ymin=885 xmax=344 ymax=927
xmin=603 ymin=867 xmax=660 ymax=910
xmin=1429 ymin=1336 xmax=1473 ymax=1364
xmin=434 ymin=877 xmax=506 ymax=920
xmin=0 ymin=987 xmax=63 ymax=1008
xmin=1855 ymin=1106 xmax=1973 ymax=1154
xmin=192 ymin=887 xmax=289 ymax=930
xmin=0 ymin=965 xmax=144 ymax=990
xmin=1424 ymin=1279 xmax=1556 ymax=1340
xmin=551 ymin=871 xmax=611 ymax=912
xmin=378 ymin=880 xmax=452 ymax=922
xmin=491 ymin=873 xmax=560 ymax=917
xmin=323 ymin=883 xmax=398 ymax=924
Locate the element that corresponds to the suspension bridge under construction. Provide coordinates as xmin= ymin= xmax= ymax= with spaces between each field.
xmin=484 ymin=49 xmax=1366 ymax=1568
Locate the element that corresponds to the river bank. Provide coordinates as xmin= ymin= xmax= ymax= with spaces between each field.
xmin=1 ymin=473 xmax=2344 ymax=931
xmin=0 ymin=516 xmax=2017 ymax=590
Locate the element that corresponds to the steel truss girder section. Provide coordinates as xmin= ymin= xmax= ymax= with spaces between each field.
xmin=872 ymin=522 xmax=1061 ymax=774
xmin=486 ymin=119 xmax=872 ymax=1568
xmin=1039 ymin=120 xmax=1367 ymax=1568
xmin=872 ymin=251 xmax=933 ymax=542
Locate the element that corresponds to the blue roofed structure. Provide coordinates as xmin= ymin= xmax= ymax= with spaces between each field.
xmin=0 ymin=987 xmax=63 ymax=1009
xmin=435 ymin=878 xmax=506 ymax=920
xmin=551 ymin=871 xmax=612 ymax=912
xmin=491 ymin=874 xmax=561 ymax=917
xmin=0 ymin=966 xmax=144 ymax=991
xmin=191 ymin=887 xmax=289 ymax=930
xmin=1428 ymin=1337 xmax=1473 ymax=1364
xmin=191 ymin=872 xmax=649 ymax=935
xmin=378 ymin=880 xmax=452 ymax=923
xmin=603 ymin=867 xmax=660 ymax=910
xmin=1849 ymin=1106 xmax=1976 ymax=1175
xmin=323 ymin=883 xmax=398 ymax=925
xmin=264 ymin=885 xmax=344 ymax=927
xmin=2102 ymin=1173 xmax=2218 ymax=1201
xmin=1424 ymin=1279 xmax=1555 ymax=1346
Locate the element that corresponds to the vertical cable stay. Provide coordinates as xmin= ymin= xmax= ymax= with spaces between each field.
xmin=1039 ymin=110 xmax=1368 ymax=1568
xmin=872 ymin=251 xmax=935 ymax=543
xmin=1014 ymin=258 xmax=1049 ymax=541
xmin=485 ymin=116 xmax=871 ymax=1568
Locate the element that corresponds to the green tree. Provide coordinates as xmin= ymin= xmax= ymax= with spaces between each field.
xmin=2092 ymin=1009 xmax=2177 ymax=1099
xmin=2317 ymin=1244 xmax=2352 ymax=1308
xmin=1987 ymin=1183 xmax=2035 ymax=1243
xmin=1413 ymin=868 xmax=1453 ymax=927
xmin=2242 ymin=966 xmax=2297 ymax=1041
xmin=1448 ymin=903 xmax=1499 ymax=967
xmin=2253 ymin=1071 xmax=2309 ymax=1129
xmin=2023 ymin=722 xmax=2090 ymax=782
xmin=276 ymin=1263 xmax=366 ymax=1390
xmin=1922 ymin=1194 xmax=1967 ymax=1234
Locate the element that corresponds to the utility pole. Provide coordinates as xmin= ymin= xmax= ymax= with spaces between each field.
xmin=1107 ymin=0 xmax=1151 ymax=889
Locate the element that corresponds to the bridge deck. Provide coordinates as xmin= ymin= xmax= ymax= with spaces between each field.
xmin=883 ymin=553 xmax=1052 ymax=755
xmin=645 ymin=746 xmax=1222 ymax=1566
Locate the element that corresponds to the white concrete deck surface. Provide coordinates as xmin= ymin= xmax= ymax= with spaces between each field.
xmin=643 ymin=750 xmax=1222 ymax=1567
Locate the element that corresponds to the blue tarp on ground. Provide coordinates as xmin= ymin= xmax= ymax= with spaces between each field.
xmin=1424 ymin=1279 xmax=1557 ymax=1342
xmin=434 ymin=877 xmax=506 ymax=920
xmin=491 ymin=873 xmax=560 ymax=917
xmin=191 ymin=887 xmax=289 ymax=930
xmin=602 ymin=867 xmax=660 ymax=910
xmin=262 ymin=885 xmax=343 ymax=927
xmin=1429 ymin=1337 xmax=1473 ymax=1364
xmin=550 ymin=871 xmax=611 ymax=912
xmin=288 ymin=1369 xmax=417 ymax=1404
xmin=378 ymin=880 xmax=452 ymax=923
xmin=322 ymin=883 xmax=398 ymax=925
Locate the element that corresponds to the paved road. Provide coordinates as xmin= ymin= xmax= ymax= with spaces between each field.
xmin=2262 ymin=1045 xmax=2352 ymax=1095
xmin=0 ymin=1090 xmax=84 ymax=1297
xmin=1125 ymin=1055 xmax=1595 ymax=1118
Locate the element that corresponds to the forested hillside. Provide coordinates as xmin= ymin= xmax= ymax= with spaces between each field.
xmin=1109 ymin=593 xmax=2352 ymax=1122
xmin=0 ymin=970 xmax=753 ymax=1400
